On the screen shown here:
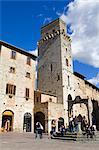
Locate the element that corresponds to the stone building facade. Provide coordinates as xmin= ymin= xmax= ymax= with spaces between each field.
xmin=37 ymin=18 xmax=99 ymax=132
xmin=0 ymin=41 xmax=36 ymax=132
xmin=0 ymin=18 xmax=99 ymax=133
xmin=34 ymin=90 xmax=65 ymax=133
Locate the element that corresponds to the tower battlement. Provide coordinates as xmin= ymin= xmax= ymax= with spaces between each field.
xmin=38 ymin=29 xmax=71 ymax=45
xmin=41 ymin=18 xmax=67 ymax=38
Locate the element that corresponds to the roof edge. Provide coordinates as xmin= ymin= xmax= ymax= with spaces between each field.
xmin=0 ymin=40 xmax=37 ymax=60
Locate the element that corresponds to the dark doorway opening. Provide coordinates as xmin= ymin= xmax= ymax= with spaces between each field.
xmin=34 ymin=112 xmax=45 ymax=132
xmin=23 ymin=113 xmax=32 ymax=132
xmin=92 ymin=100 xmax=99 ymax=130
xmin=58 ymin=117 xmax=64 ymax=131
xmin=2 ymin=110 xmax=14 ymax=131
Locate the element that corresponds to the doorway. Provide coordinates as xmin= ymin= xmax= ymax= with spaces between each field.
xmin=58 ymin=117 xmax=64 ymax=131
xmin=2 ymin=110 xmax=14 ymax=131
xmin=23 ymin=113 xmax=32 ymax=132
xmin=92 ymin=100 xmax=99 ymax=130
xmin=34 ymin=111 xmax=45 ymax=132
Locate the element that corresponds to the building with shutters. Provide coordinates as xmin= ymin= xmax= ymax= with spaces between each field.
xmin=0 ymin=41 xmax=36 ymax=132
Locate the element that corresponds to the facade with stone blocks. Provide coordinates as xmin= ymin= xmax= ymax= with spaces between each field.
xmin=34 ymin=90 xmax=64 ymax=134
xmin=0 ymin=41 xmax=36 ymax=132
xmin=37 ymin=18 xmax=99 ymax=132
xmin=0 ymin=18 xmax=99 ymax=133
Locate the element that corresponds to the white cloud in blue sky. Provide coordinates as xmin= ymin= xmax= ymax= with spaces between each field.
xmin=29 ymin=47 xmax=38 ymax=57
xmin=43 ymin=17 xmax=52 ymax=24
xmin=88 ymin=73 xmax=99 ymax=87
xmin=57 ymin=0 xmax=99 ymax=68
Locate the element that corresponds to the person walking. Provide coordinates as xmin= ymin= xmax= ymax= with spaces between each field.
xmin=69 ymin=116 xmax=74 ymax=132
xmin=35 ymin=122 xmax=43 ymax=139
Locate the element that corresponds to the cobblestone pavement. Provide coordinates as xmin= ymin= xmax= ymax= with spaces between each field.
xmin=0 ymin=133 xmax=99 ymax=150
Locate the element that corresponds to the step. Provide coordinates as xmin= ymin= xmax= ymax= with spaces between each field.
xmin=51 ymin=132 xmax=99 ymax=141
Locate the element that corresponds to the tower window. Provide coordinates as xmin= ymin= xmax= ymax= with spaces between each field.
xmin=68 ymin=76 xmax=70 ymax=86
xmin=25 ymin=88 xmax=29 ymax=99
xmin=27 ymin=57 xmax=31 ymax=65
xmin=26 ymin=72 xmax=30 ymax=78
xmin=6 ymin=84 xmax=16 ymax=95
xmin=66 ymin=59 xmax=69 ymax=66
xmin=51 ymin=64 xmax=53 ymax=72
xmin=57 ymin=74 xmax=60 ymax=81
xmin=11 ymin=51 xmax=16 ymax=59
xmin=66 ymin=48 xmax=67 ymax=52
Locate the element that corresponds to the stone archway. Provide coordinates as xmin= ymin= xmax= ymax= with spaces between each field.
xmin=2 ymin=110 xmax=14 ymax=131
xmin=34 ymin=111 xmax=45 ymax=132
xmin=23 ymin=113 xmax=32 ymax=132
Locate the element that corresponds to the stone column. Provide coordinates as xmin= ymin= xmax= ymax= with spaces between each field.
xmin=78 ymin=122 xmax=82 ymax=133
xmin=48 ymin=119 xmax=51 ymax=134
xmin=56 ymin=119 xmax=58 ymax=132
xmin=88 ymin=99 xmax=93 ymax=126
xmin=45 ymin=119 xmax=48 ymax=133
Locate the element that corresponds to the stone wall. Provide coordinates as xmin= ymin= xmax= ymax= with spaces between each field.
xmin=0 ymin=45 xmax=36 ymax=132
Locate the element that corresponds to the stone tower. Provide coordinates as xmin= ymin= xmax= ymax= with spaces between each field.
xmin=37 ymin=18 xmax=74 ymax=112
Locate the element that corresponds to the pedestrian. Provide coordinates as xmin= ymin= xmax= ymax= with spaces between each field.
xmin=5 ymin=119 xmax=10 ymax=132
xmin=65 ymin=123 xmax=68 ymax=133
xmin=81 ymin=116 xmax=87 ymax=131
xmin=74 ymin=116 xmax=79 ymax=132
xmin=69 ymin=117 xmax=73 ymax=132
xmin=35 ymin=122 xmax=43 ymax=139
xmin=90 ymin=125 xmax=96 ymax=138
xmin=60 ymin=125 xmax=65 ymax=136
xmin=51 ymin=120 xmax=56 ymax=133
xmin=86 ymin=124 xmax=91 ymax=138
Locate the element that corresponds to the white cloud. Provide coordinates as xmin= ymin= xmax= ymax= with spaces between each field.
xmin=58 ymin=0 xmax=99 ymax=68
xmin=29 ymin=48 xmax=38 ymax=57
xmin=37 ymin=14 xmax=43 ymax=17
xmin=88 ymin=73 xmax=99 ymax=87
xmin=43 ymin=17 xmax=52 ymax=25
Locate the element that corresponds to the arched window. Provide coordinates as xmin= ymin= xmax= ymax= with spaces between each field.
xmin=68 ymin=75 xmax=70 ymax=86
xmin=66 ymin=59 xmax=69 ymax=66
xmin=68 ymin=95 xmax=73 ymax=118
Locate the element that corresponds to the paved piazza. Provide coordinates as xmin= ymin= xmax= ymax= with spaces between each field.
xmin=0 ymin=133 xmax=99 ymax=150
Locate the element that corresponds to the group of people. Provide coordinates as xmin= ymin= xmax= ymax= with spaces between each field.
xmin=85 ymin=124 xmax=96 ymax=138
xmin=60 ymin=116 xmax=96 ymax=138
xmin=50 ymin=115 xmax=96 ymax=138
xmin=35 ymin=115 xmax=96 ymax=139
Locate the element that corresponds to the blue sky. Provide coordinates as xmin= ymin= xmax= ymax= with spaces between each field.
xmin=0 ymin=0 xmax=99 ymax=87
